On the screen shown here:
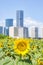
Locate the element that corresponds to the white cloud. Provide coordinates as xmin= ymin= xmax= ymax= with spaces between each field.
xmin=24 ymin=17 xmax=43 ymax=28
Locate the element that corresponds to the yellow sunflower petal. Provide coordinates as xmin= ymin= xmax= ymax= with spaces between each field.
xmin=13 ymin=38 xmax=30 ymax=56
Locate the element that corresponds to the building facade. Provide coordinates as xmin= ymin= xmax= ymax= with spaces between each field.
xmin=0 ymin=26 xmax=3 ymax=34
xmin=5 ymin=19 xmax=13 ymax=27
xmin=16 ymin=10 xmax=23 ymax=27
xmin=4 ymin=27 xmax=9 ymax=36
xmin=9 ymin=27 xmax=28 ymax=38
xmin=39 ymin=27 xmax=43 ymax=38
xmin=4 ymin=19 xmax=13 ymax=36
xmin=29 ymin=27 xmax=38 ymax=38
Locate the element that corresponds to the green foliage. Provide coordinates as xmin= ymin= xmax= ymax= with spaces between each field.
xmin=0 ymin=34 xmax=7 ymax=39
xmin=0 ymin=48 xmax=14 ymax=65
xmin=0 ymin=36 xmax=43 ymax=65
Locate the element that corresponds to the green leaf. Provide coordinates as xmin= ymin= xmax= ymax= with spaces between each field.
xmin=0 ymin=52 xmax=5 ymax=59
xmin=6 ymin=61 xmax=14 ymax=65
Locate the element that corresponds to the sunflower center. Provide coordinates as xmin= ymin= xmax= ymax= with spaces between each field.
xmin=17 ymin=42 xmax=27 ymax=51
xmin=40 ymin=61 xmax=43 ymax=65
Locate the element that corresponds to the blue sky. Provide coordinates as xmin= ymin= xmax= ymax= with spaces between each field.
xmin=0 ymin=0 xmax=43 ymax=26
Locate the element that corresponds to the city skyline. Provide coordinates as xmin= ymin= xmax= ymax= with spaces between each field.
xmin=0 ymin=10 xmax=43 ymax=38
xmin=0 ymin=0 xmax=43 ymax=27
xmin=0 ymin=11 xmax=43 ymax=28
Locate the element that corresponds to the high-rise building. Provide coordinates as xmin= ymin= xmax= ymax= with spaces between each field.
xmin=35 ymin=27 xmax=38 ymax=38
xmin=4 ymin=19 xmax=13 ymax=36
xmin=9 ymin=27 xmax=28 ymax=38
xmin=0 ymin=26 xmax=3 ymax=34
xmin=29 ymin=27 xmax=38 ymax=38
xmin=5 ymin=19 xmax=13 ymax=27
xmin=18 ymin=27 xmax=28 ymax=38
xmin=4 ymin=27 xmax=9 ymax=36
xmin=39 ymin=27 xmax=43 ymax=38
xmin=16 ymin=10 xmax=23 ymax=27
xmin=23 ymin=27 xmax=28 ymax=38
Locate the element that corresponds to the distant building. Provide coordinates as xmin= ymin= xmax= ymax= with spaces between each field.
xmin=23 ymin=27 xmax=28 ymax=38
xmin=4 ymin=27 xmax=9 ymax=36
xmin=4 ymin=19 xmax=13 ymax=36
xmin=5 ymin=19 xmax=13 ymax=27
xmin=16 ymin=10 xmax=24 ymax=27
xmin=29 ymin=27 xmax=38 ymax=38
xmin=35 ymin=27 xmax=38 ymax=38
xmin=39 ymin=27 xmax=43 ymax=38
xmin=9 ymin=27 xmax=28 ymax=38
xmin=18 ymin=27 xmax=28 ymax=38
xmin=0 ymin=26 xmax=3 ymax=34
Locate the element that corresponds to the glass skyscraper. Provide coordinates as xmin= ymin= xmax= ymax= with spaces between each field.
xmin=5 ymin=19 xmax=13 ymax=27
xmin=4 ymin=19 xmax=13 ymax=36
xmin=35 ymin=27 xmax=38 ymax=38
xmin=4 ymin=27 xmax=9 ymax=36
xmin=16 ymin=10 xmax=23 ymax=27
xmin=0 ymin=26 xmax=3 ymax=34
xmin=23 ymin=27 xmax=28 ymax=38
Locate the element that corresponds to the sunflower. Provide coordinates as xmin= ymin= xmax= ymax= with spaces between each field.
xmin=37 ymin=58 xmax=43 ymax=65
xmin=13 ymin=38 xmax=30 ymax=56
xmin=40 ymin=61 xmax=43 ymax=65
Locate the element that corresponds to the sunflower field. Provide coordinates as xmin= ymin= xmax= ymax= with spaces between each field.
xmin=0 ymin=34 xmax=43 ymax=65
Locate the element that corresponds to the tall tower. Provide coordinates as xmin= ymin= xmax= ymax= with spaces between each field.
xmin=16 ymin=10 xmax=23 ymax=27
xmin=35 ymin=27 xmax=38 ymax=38
xmin=5 ymin=19 xmax=13 ymax=27
xmin=4 ymin=19 xmax=13 ymax=36
xmin=29 ymin=27 xmax=38 ymax=38
xmin=0 ymin=26 xmax=3 ymax=34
